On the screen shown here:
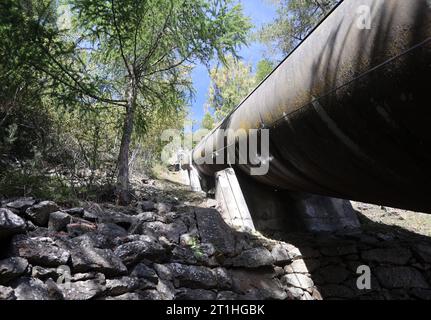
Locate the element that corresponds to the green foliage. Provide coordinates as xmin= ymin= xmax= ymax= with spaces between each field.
xmin=205 ymin=56 xmax=275 ymax=123
xmin=69 ymin=0 xmax=252 ymax=115
xmin=185 ymin=236 xmax=204 ymax=259
xmin=259 ymin=0 xmax=339 ymax=55
xmin=206 ymin=55 xmax=255 ymax=121
xmin=132 ymin=104 xmax=189 ymax=171
xmin=0 ymin=0 xmax=117 ymax=200
xmin=0 ymin=0 xmax=58 ymax=156
xmin=0 ymin=164 xmax=78 ymax=204
xmin=69 ymin=0 xmax=252 ymax=202
xmin=201 ymin=112 xmax=215 ymax=130
xmin=52 ymin=104 xmax=122 ymax=182
xmin=0 ymin=0 xmax=252 ymax=202
xmin=255 ymin=59 xmax=275 ymax=84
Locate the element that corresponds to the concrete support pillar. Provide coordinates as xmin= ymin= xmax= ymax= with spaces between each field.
xmin=214 ymin=168 xmax=255 ymax=232
xmin=189 ymin=165 xmax=202 ymax=192
xmin=180 ymin=150 xmax=203 ymax=192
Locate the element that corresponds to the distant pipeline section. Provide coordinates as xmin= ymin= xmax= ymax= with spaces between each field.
xmin=191 ymin=0 xmax=431 ymax=213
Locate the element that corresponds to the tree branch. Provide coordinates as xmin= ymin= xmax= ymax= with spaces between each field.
xmin=132 ymin=0 xmax=149 ymax=67
xmin=137 ymin=0 xmax=174 ymax=72
xmin=110 ymin=0 xmax=133 ymax=78
xmin=31 ymin=61 xmax=126 ymax=107
xmin=31 ymin=23 xmax=127 ymax=106
xmin=143 ymin=56 xmax=189 ymax=78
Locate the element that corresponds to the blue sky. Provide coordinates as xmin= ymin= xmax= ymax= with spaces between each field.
xmin=189 ymin=0 xmax=277 ymax=126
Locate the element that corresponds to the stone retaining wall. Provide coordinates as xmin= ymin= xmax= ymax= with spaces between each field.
xmin=1 ymin=196 xmax=430 ymax=300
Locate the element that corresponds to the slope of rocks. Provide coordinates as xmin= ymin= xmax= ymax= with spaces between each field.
xmin=2 ymin=179 xmax=431 ymax=300
xmin=0 ymin=193 xmax=319 ymax=300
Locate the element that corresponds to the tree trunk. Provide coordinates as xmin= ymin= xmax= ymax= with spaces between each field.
xmin=116 ymin=78 xmax=136 ymax=205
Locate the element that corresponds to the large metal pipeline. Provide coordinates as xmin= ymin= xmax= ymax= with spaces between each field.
xmin=192 ymin=0 xmax=431 ymax=213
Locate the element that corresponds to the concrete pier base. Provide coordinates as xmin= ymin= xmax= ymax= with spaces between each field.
xmin=232 ymin=169 xmax=360 ymax=234
xmin=286 ymin=192 xmax=361 ymax=233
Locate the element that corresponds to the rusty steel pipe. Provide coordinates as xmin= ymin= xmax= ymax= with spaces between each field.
xmin=192 ymin=0 xmax=431 ymax=213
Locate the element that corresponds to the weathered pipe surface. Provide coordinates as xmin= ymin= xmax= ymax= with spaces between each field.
xmin=192 ymin=0 xmax=431 ymax=213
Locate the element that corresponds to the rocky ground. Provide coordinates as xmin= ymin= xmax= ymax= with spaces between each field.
xmin=351 ymin=201 xmax=431 ymax=238
xmin=0 ymin=177 xmax=321 ymax=300
xmin=1 ymin=175 xmax=431 ymax=300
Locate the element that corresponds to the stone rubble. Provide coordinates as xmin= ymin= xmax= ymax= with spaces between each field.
xmin=0 ymin=257 xmax=29 ymax=283
xmin=25 ymin=201 xmax=59 ymax=227
xmin=0 ymin=194 xmax=430 ymax=300
xmin=0 ymin=208 xmax=26 ymax=240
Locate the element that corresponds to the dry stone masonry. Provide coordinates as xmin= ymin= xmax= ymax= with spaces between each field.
xmin=1 ymin=192 xmax=431 ymax=300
